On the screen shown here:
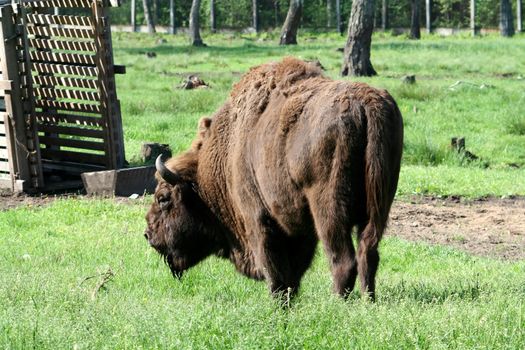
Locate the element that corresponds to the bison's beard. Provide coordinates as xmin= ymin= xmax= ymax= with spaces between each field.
xmin=164 ymin=253 xmax=184 ymax=280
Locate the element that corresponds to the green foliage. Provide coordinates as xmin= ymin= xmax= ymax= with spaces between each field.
xmin=1 ymin=199 xmax=524 ymax=348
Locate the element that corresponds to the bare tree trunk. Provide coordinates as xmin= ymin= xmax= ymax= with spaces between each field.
xmin=274 ymin=0 xmax=280 ymax=28
xmin=170 ymin=0 xmax=176 ymax=34
xmin=410 ymin=0 xmax=421 ymax=39
xmin=210 ymin=0 xmax=216 ymax=33
xmin=336 ymin=0 xmax=342 ymax=33
xmin=253 ymin=0 xmax=259 ymax=32
xmin=425 ymin=0 xmax=431 ymax=33
xmin=142 ymin=0 xmax=156 ymax=33
xmin=152 ymin=0 xmax=158 ymax=27
xmin=500 ymin=0 xmax=515 ymax=36
xmin=341 ymin=0 xmax=376 ymax=76
xmin=279 ymin=0 xmax=302 ymax=45
xmin=470 ymin=0 xmax=476 ymax=36
xmin=327 ymin=0 xmax=333 ymax=28
xmin=131 ymin=0 xmax=136 ymax=32
xmin=189 ymin=0 xmax=205 ymax=46
xmin=517 ymin=0 xmax=523 ymax=32
xmin=381 ymin=0 xmax=388 ymax=30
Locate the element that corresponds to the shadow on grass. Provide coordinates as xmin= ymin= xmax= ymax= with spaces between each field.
xmin=380 ymin=278 xmax=483 ymax=304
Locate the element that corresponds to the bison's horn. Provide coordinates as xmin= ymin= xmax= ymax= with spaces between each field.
xmin=155 ymin=154 xmax=181 ymax=185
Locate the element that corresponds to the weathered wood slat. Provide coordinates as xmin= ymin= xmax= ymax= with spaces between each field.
xmin=33 ymin=75 xmax=98 ymax=90
xmin=0 ymin=147 xmax=8 ymax=159
xmin=36 ymin=112 xmax=105 ymax=127
xmin=36 ymin=100 xmax=101 ymax=114
xmin=40 ymin=148 xmax=107 ymax=165
xmin=28 ymin=38 xmax=96 ymax=53
xmin=0 ymin=121 xmax=5 ymax=134
xmin=22 ymin=0 xmax=108 ymax=8
xmin=35 ymin=87 xmax=99 ymax=102
xmin=0 ymin=137 xmax=6 ymax=147
xmin=32 ymin=62 xmax=97 ymax=77
xmin=26 ymin=14 xmax=93 ymax=27
xmin=38 ymin=123 xmax=104 ymax=139
xmin=27 ymin=25 xmax=94 ymax=40
xmin=0 ymin=160 xmax=9 ymax=172
xmin=30 ymin=51 xmax=96 ymax=66
xmin=39 ymin=135 xmax=105 ymax=151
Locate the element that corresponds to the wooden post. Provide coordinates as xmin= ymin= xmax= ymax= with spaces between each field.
xmin=470 ymin=0 xmax=476 ymax=36
xmin=518 ymin=0 xmax=523 ymax=32
xmin=170 ymin=0 xmax=176 ymax=34
xmin=381 ymin=0 xmax=387 ymax=31
xmin=253 ymin=0 xmax=259 ymax=32
xmin=210 ymin=0 xmax=216 ymax=33
xmin=131 ymin=0 xmax=136 ymax=32
xmin=425 ymin=0 xmax=431 ymax=33
xmin=0 ymin=5 xmax=33 ymax=190
xmin=335 ymin=0 xmax=342 ymax=34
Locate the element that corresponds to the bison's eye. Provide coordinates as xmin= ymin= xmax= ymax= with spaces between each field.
xmin=157 ymin=193 xmax=171 ymax=210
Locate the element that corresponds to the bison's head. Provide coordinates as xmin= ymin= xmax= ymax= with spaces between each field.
xmin=144 ymin=154 xmax=219 ymax=279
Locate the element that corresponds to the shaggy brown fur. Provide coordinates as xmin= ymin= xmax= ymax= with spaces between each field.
xmin=145 ymin=57 xmax=403 ymax=299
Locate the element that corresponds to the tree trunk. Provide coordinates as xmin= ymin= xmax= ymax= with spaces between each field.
xmin=190 ymin=0 xmax=205 ymax=46
xmin=253 ymin=0 xmax=259 ymax=32
xmin=500 ymin=0 xmax=515 ymax=36
xmin=279 ymin=0 xmax=302 ymax=45
xmin=131 ymin=0 xmax=136 ymax=32
xmin=142 ymin=0 xmax=156 ymax=33
xmin=410 ymin=0 xmax=421 ymax=39
xmin=170 ymin=0 xmax=176 ymax=34
xmin=517 ymin=0 xmax=523 ymax=32
xmin=381 ymin=0 xmax=388 ymax=30
xmin=470 ymin=0 xmax=476 ymax=36
xmin=274 ymin=0 xmax=280 ymax=27
xmin=341 ymin=0 xmax=376 ymax=76
xmin=152 ymin=0 xmax=158 ymax=27
xmin=425 ymin=0 xmax=431 ymax=33
xmin=210 ymin=0 xmax=216 ymax=33
xmin=336 ymin=0 xmax=342 ymax=34
xmin=327 ymin=0 xmax=333 ymax=28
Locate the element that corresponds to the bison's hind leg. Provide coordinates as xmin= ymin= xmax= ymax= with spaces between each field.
xmin=356 ymin=223 xmax=380 ymax=301
xmin=307 ymin=189 xmax=358 ymax=298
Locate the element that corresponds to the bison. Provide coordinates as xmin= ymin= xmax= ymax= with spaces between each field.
xmin=145 ymin=58 xmax=403 ymax=300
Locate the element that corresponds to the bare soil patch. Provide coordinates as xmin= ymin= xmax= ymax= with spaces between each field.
xmin=387 ymin=196 xmax=525 ymax=261
xmin=2 ymin=191 xmax=523 ymax=260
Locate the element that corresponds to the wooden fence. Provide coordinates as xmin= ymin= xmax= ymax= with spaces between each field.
xmin=0 ymin=0 xmax=125 ymax=192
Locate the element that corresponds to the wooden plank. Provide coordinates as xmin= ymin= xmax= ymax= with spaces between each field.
xmin=36 ymin=112 xmax=105 ymax=127
xmin=30 ymin=51 xmax=96 ymax=66
xmin=21 ymin=0 xmax=104 ymax=9
xmin=32 ymin=62 xmax=97 ymax=77
xmin=35 ymin=87 xmax=99 ymax=102
xmin=0 ymin=147 xmax=8 ymax=159
xmin=27 ymin=25 xmax=94 ymax=40
xmin=33 ymin=75 xmax=98 ymax=90
xmin=39 ymin=135 xmax=105 ymax=151
xmin=42 ymin=159 xmax=105 ymax=174
xmin=0 ymin=160 xmax=9 ymax=172
xmin=28 ymin=38 xmax=96 ymax=53
xmin=0 ymin=137 xmax=6 ymax=147
xmin=0 ymin=121 xmax=5 ymax=134
xmin=38 ymin=123 xmax=104 ymax=139
xmin=26 ymin=14 xmax=93 ymax=27
xmin=36 ymin=99 xmax=101 ymax=114
xmin=40 ymin=148 xmax=107 ymax=165
xmin=0 ymin=80 xmax=13 ymax=90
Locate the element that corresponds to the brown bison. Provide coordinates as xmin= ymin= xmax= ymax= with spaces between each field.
xmin=145 ymin=58 xmax=403 ymax=300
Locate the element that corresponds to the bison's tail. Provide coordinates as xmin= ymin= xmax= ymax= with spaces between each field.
xmin=361 ymin=93 xmax=403 ymax=248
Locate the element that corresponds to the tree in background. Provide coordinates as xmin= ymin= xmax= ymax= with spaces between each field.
xmin=190 ymin=0 xmax=205 ymax=45
xmin=499 ymin=0 xmax=514 ymax=36
xmin=210 ymin=0 xmax=216 ymax=32
xmin=253 ymin=0 xmax=259 ymax=32
xmin=142 ymin=0 xmax=156 ymax=33
xmin=410 ymin=0 xmax=421 ymax=39
xmin=341 ymin=0 xmax=376 ymax=76
xmin=279 ymin=0 xmax=302 ymax=45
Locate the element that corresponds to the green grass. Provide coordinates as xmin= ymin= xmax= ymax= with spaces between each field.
xmin=1 ymin=199 xmax=524 ymax=349
xmin=112 ymin=31 xmax=525 ymax=197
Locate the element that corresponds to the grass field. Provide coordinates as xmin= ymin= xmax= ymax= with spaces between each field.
xmin=1 ymin=32 xmax=525 ymax=349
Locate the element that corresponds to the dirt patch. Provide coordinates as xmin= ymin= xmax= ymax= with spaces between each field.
xmin=387 ymin=196 xmax=525 ymax=261
xmin=2 ymin=191 xmax=523 ymax=260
